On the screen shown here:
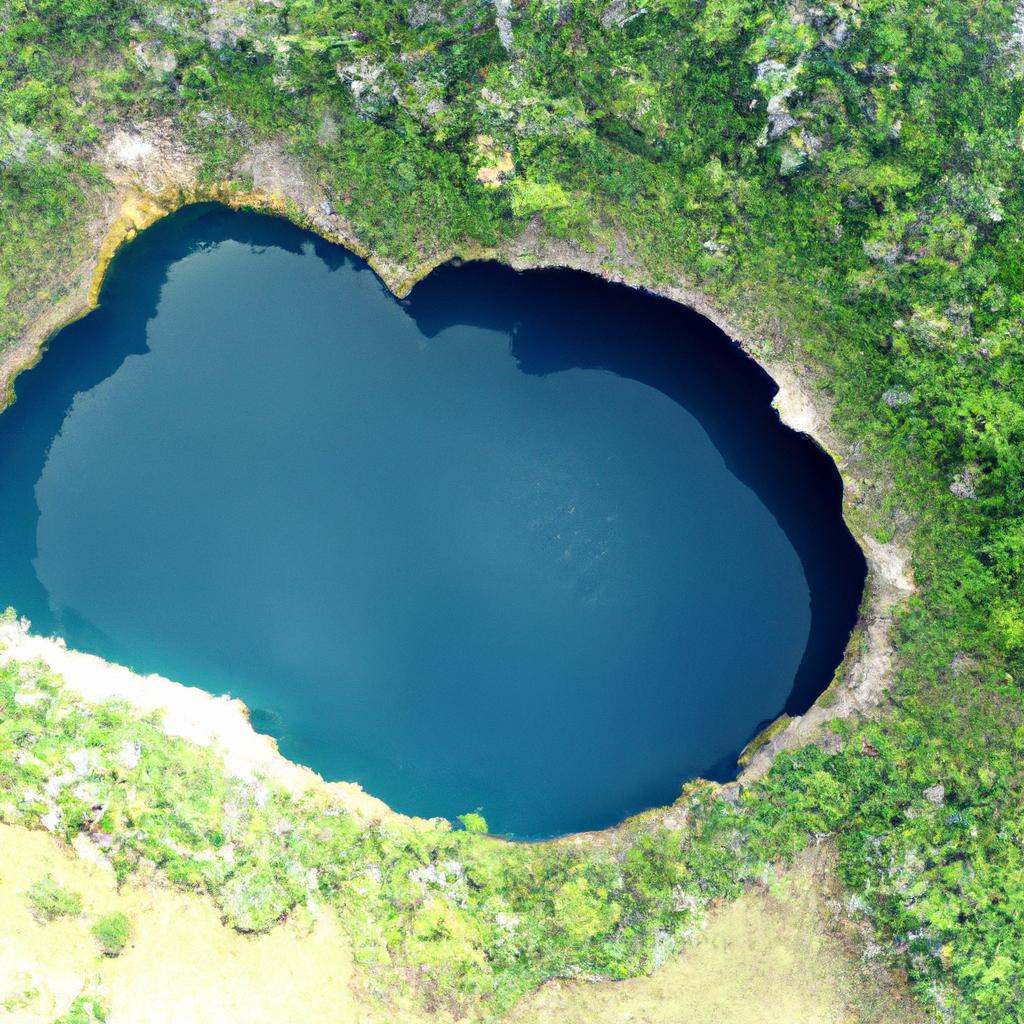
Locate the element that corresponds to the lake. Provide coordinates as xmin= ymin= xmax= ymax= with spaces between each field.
xmin=0 ymin=205 xmax=865 ymax=837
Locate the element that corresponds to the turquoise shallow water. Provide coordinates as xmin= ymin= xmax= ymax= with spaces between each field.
xmin=0 ymin=205 xmax=865 ymax=837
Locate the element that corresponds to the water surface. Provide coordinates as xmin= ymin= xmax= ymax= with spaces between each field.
xmin=0 ymin=206 xmax=865 ymax=836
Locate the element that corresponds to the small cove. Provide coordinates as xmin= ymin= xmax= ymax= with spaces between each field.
xmin=0 ymin=205 xmax=866 ymax=837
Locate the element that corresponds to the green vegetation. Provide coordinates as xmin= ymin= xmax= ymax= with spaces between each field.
xmin=458 ymin=812 xmax=489 ymax=834
xmin=91 ymin=912 xmax=131 ymax=957
xmin=25 ymin=874 xmax=83 ymax=922
xmin=52 ymin=995 xmax=108 ymax=1024
xmin=2 ymin=0 xmax=1024 ymax=1021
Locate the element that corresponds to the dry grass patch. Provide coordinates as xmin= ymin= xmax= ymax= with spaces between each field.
xmin=0 ymin=823 xmax=359 ymax=1024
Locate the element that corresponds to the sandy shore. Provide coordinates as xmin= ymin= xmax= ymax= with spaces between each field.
xmin=0 ymin=616 xmax=427 ymax=828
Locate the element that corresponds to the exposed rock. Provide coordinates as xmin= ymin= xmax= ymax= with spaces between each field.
xmin=1008 ymin=2 xmax=1024 ymax=75
xmin=883 ymin=387 xmax=913 ymax=409
xmin=601 ymin=0 xmax=646 ymax=29
xmin=117 ymin=740 xmax=142 ymax=770
xmin=316 ymin=112 xmax=337 ymax=146
xmin=949 ymin=470 xmax=978 ymax=500
xmin=949 ymin=651 xmax=975 ymax=678
xmin=923 ymin=783 xmax=946 ymax=806
xmin=0 ymin=123 xmax=59 ymax=169
xmin=647 ymin=930 xmax=673 ymax=970
xmin=494 ymin=0 xmax=514 ymax=52
xmin=409 ymin=860 xmax=468 ymax=906
xmin=206 ymin=0 xmax=254 ymax=49
xmin=660 ymin=805 xmax=690 ymax=830
xmin=494 ymin=911 xmax=520 ymax=933
xmin=863 ymin=238 xmax=903 ymax=266
xmin=718 ymin=784 xmax=742 ymax=806
xmin=336 ymin=57 xmax=398 ymax=117
xmin=820 ymin=731 xmax=844 ymax=755
xmin=105 ymin=129 xmax=156 ymax=170
xmin=408 ymin=1 xmax=445 ymax=29
xmin=756 ymin=60 xmax=803 ymax=143
xmin=779 ymin=144 xmax=805 ymax=174
xmin=769 ymin=104 xmax=798 ymax=140
xmin=830 ymin=20 xmax=849 ymax=46
xmin=480 ymin=87 xmax=510 ymax=108
xmin=132 ymin=39 xmax=178 ymax=75
xmin=799 ymin=128 xmax=824 ymax=157
xmin=671 ymin=887 xmax=700 ymax=914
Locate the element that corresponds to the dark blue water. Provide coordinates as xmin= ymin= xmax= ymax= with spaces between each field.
xmin=0 ymin=206 xmax=865 ymax=837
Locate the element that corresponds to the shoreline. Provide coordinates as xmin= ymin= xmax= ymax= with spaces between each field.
xmin=0 ymin=615 xmax=433 ymax=832
xmin=0 ymin=122 xmax=915 ymax=842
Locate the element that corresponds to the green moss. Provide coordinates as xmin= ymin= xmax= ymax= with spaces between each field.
xmin=458 ymin=812 xmax=489 ymax=834
xmin=51 ymin=995 xmax=108 ymax=1024
xmin=737 ymin=715 xmax=792 ymax=766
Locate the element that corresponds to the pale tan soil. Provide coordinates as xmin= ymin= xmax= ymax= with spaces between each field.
xmin=506 ymin=843 xmax=928 ymax=1024
xmin=0 ymin=823 xmax=361 ymax=1024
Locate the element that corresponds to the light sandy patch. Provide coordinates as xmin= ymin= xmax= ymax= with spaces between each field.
xmin=475 ymin=134 xmax=515 ymax=187
xmin=504 ymin=843 xmax=927 ymax=1024
xmin=104 ymin=131 xmax=156 ymax=169
xmin=0 ymin=617 xmax=428 ymax=829
xmin=0 ymin=823 xmax=362 ymax=1024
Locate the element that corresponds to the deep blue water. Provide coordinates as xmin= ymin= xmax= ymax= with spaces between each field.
xmin=0 ymin=206 xmax=865 ymax=837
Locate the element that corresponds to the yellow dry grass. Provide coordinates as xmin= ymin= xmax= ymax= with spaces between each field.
xmin=0 ymin=823 xmax=359 ymax=1024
